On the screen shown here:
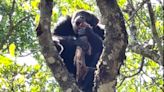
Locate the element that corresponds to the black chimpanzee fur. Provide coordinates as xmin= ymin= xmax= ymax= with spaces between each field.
xmin=53 ymin=10 xmax=104 ymax=92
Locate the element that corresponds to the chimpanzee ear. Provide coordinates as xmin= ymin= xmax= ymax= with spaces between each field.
xmin=90 ymin=14 xmax=99 ymax=27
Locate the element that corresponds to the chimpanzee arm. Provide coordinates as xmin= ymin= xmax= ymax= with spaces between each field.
xmin=52 ymin=35 xmax=76 ymax=45
xmin=85 ymin=27 xmax=103 ymax=51
xmin=86 ymin=27 xmax=102 ymax=40
xmin=88 ymin=31 xmax=102 ymax=43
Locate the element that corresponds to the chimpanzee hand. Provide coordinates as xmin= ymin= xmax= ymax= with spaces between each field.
xmin=77 ymin=29 xmax=86 ymax=36
xmin=84 ymin=27 xmax=94 ymax=36
xmin=75 ymin=38 xmax=89 ymax=50
xmin=77 ymin=27 xmax=94 ymax=36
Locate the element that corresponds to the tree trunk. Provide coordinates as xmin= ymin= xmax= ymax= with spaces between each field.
xmin=94 ymin=0 xmax=128 ymax=92
xmin=36 ymin=0 xmax=80 ymax=92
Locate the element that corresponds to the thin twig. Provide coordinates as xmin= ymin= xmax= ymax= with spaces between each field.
xmin=117 ymin=57 xmax=145 ymax=88
xmin=136 ymin=14 xmax=148 ymax=27
xmin=14 ymin=14 xmax=33 ymax=28
xmin=128 ymin=0 xmax=148 ymax=21
xmin=142 ymin=71 xmax=163 ymax=90
xmin=19 ymin=50 xmax=38 ymax=57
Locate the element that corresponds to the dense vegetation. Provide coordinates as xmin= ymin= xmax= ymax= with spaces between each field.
xmin=0 ymin=0 xmax=163 ymax=91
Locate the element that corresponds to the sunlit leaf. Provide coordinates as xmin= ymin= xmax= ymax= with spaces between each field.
xmin=35 ymin=14 xmax=40 ymax=24
xmin=23 ymin=2 xmax=31 ymax=11
xmin=16 ymin=74 xmax=25 ymax=83
xmin=9 ymin=43 xmax=16 ymax=57
xmin=118 ymin=0 xmax=127 ymax=8
xmin=31 ymin=0 xmax=39 ymax=9
xmin=61 ymin=7 xmax=67 ymax=16
xmin=124 ymin=13 xmax=129 ymax=21
xmin=31 ymin=85 xmax=40 ymax=92
xmin=155 ymin=21 xmax=160 ymax=28
xmin=54 ymin=87 xmax=61 ymax=92
xmin=66 ymin=0 xmax=72 ymax=4
xmin=34 ymin=64 xmax=41 ymax=70
xmin=0 ymin=55 xmax=12 ymax=66
xmin=35 ymin=71 xmax=44 ymax=78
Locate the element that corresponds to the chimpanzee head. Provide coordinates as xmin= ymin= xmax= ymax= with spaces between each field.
xmin=71 ymin=10 xmax=99 ymax=33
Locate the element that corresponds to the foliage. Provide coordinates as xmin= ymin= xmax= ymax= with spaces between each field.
xmin=0 ymin=0 xmax=163 ymax=91
xmin=0 ymin=0 xmax=39 ymax=55
xmin=0 ymin=43 xmax=59 ymax=91
xmin=117 ymin=0 xmax=163 ymax=91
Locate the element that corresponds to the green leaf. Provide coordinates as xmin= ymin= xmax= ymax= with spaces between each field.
xmin=35 ymin=14 xmax=40 ymax=25
xmin=34 ymin=64 xmax=41 ymax=70
xmin=31 ymin=0 xmax=39 ymax=10
xmin=118 ymin=0 xmax=127 ymax=7
xmin=0 ymin=55 xmax=13 ymax=66
xmin=9 ymin=43 xmax=16 ymax=57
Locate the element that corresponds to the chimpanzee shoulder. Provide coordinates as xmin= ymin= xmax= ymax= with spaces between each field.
xmin=53 ymin=15 xmax=75 ymax=36
xmin=93 ymin=25 xmax=105 ymax=40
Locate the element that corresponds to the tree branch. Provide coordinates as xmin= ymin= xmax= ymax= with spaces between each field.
xmin=19 ymin=50 xmax=38 ymax=57
xmin=95 ymin=0 xmax=128 ymax=92
xmin=117 ymin=57 xmax=145 ymax=88
xmin=129 ymin=43 xmax=161 ymax=65
xmin=126 ymin=0 xmax=138 ymax=42
xmin=127 ymin=0 xmax=147 ymax=21
xmin=0 ymin=15 xmax=32 ymax=50
xmin=9 ymin=0 xmax=16 ymax=26
xmin=0 ymin=1 xmax=32 ymax=50
xmin=147 ymin=0 xmax=163 ymax=64
xmin=14 ymin=14 xmax=33 ymax=28
xmin=36 ymin=0 xmax=80 ymax=91
xmin=0 ymin=0 xmax=16 ymax=49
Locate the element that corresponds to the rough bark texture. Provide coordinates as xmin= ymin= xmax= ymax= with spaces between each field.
xmin=129 ymin=43 xmax=161 ymax=64
xmin=36 ymin=0 xmax=80 ymax=92
xmin=95 ymin=0 xmax=128 ymax=92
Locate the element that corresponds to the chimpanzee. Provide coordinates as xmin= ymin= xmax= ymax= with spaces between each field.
xmin=53 ymin=10 xmax=104 ymax=92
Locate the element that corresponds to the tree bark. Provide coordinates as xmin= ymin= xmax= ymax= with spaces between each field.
xmin=94 ymin=0 xmax=128 ymax=92
xmin=36 ymin=0 xmax=80 ymax=92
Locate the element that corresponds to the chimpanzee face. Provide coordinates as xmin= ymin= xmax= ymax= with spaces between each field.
xmin=71 ymin=10 xmax=99 ymax=33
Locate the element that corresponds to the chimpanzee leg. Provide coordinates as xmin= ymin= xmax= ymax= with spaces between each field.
xmin=78 ymin=67 xmax=95 ymax=92
xmin=88 ymin=52 xmax=102 ymax=68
